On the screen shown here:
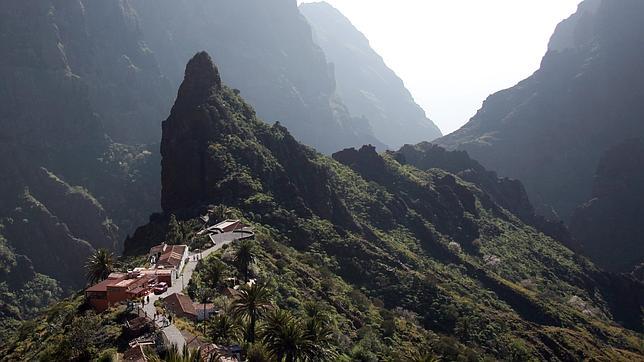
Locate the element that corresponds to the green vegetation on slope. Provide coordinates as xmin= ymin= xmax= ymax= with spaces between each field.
xmin=126 ymin=53 xmax=642 ymax=360
xmin=4 ymin=52 xmax=641 ymax=361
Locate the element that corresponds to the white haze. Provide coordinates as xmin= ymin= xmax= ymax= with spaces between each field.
xmin=298 ymin=0 xmax=582 ymax=134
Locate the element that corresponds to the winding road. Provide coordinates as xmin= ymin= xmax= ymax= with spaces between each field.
xmin=141 ymin=230 xmax=252 ymax=351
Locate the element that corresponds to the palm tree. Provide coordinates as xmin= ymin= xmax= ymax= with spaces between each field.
xmin=260 ymin=309 xmax=314 ymax=362
xmin=411 ymin=352 xmax=442 ymax=362
xmin=233 ymin=239 xmax=257 ymax=282
xmin=303 ymin=301 xmax=328 ymax=323
xmin=203 ymin=259 xmax=226 ymax=289
xmin=302 ymin=317 xmax=337 ymax=361
xmin=230 ymin=283 xmax=272 ymax=343
xmin=245 ymin=342 xmax=272 ymax=362
xmin=208 ymin=312 xmax=240 ymax=345
xmin=85 ymin=249 xmax=114 ymax=284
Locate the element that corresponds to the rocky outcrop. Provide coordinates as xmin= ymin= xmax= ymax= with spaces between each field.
xmin=160 ymin=52 xmax=357 ymax=231
xmin=394 ymin=143 xmax=571 ymax=244
xmin=161 ymin=52 xmax=225 ymax=214
xmin=435 ymin=0 xmax=644 ymax=223
xmin=300 ymin=2 xmax=442 ymax=149
xmin=333 ymin=145 xmax=480 ymax=247
xmin=570 ymin=138 xmax=644 ymax=273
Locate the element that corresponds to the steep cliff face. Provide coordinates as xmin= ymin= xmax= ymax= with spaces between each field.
xmin=570 ymin=138 xmax=644 ymax=273
xmin=0 ymin=0 xmax=161 ymax=288
xmin=435 ymin=0 xmax=644 ymax=222
xmin=0 ymin=0 xmax=172 ymax=145
xmin=300 ymin=2 xmax=442 ymax=149
xmin=129 ymin=53 xmax=642 ymax=359
xmin=131 ymin=0 xmax=383 ymax=154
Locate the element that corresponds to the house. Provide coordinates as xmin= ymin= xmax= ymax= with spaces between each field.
xmin=85 ymin=272 xmax=158 ymax=312
xmin=137 ymin=268 xmax=174 ymax=287
xmin=193 ymin=302 xmax=217 ymax=321
xmin=211 ymin=219 xmax=247 ymax=233
xmin=156 ymin=244 xmax=189 ymax=272
xmin=163 ymin=293 xmax=198 ymax=321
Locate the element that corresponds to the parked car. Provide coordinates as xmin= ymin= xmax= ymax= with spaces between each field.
xmin=153 ymin=282 xmax=168 ymax=294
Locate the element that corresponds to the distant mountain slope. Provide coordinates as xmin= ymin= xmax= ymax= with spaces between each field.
xmin=435 ymin=0 xmax=644 ymax=222
xmin=570 ymin=138 xmax=644 ymax=273
xmin=300 ymin=2 xmax=442 ymax=149
xmin=130 ymin=0 xmax=383 ymax=153
xmin=124 ymin=52 xmax=642 ymax=360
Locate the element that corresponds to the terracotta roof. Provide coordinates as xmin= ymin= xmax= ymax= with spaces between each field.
xmin=158 ymin=245 xmax=187 ymax=269
xmin=87 ymin=273 xmax=156 ymax=294
xmin=85 ymin=273 xmax=127 ymax=292
xmin=163 ymin=293 xmax=197 ymax=317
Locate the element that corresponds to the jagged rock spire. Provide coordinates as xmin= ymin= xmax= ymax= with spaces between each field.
xmin=171 ymin=51 xmax=222 ymax=114
xmin=161 ymin=51 xmax=224 ymax=214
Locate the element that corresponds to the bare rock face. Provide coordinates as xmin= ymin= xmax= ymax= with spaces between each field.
xmin=435 ymin=0 xmax=644 ymax=223
xmin=570 ymin=138 xmax=644 ymax=273
xmin=161 ymin=52 xmax=224 ymax=214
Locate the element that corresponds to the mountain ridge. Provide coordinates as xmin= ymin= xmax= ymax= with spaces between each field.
xmin=300 ymin=1 xmax=442 ymax=149
xmin=121 ymin=52 xmax=642 ymax=360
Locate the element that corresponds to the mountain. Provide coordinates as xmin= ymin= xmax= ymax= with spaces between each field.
xmin=129 ymin=0 xmax=383 ymax=154
xmin=0 ymin=0 xmax=403 ymax=297
xmin=119 ymin=52 xmax=643 ymax=360
xmin=300 ymin=2 xmax=442 ymax=149
xmin=435 ymin=0 xmax=644 ymax=225
xmin=570 ymin=138 xmax=644 ymax=273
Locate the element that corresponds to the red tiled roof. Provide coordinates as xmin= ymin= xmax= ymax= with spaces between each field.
xmin=163 ymin=293 xmax=197 ymax=317
xmin=85 ymin=275 xmax=124 ymax=292
xmin=158 ymin=245 xmax=187 ymax=269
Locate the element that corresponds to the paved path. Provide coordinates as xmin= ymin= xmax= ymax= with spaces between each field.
xmin=141 ymin=230 xmax=250 ymax=352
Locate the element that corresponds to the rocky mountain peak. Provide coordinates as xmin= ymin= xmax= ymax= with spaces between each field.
xmin=172 ymin=51 xmax=222 ymax=114
xmin=161 ymin=52 xmax=228 ymax=214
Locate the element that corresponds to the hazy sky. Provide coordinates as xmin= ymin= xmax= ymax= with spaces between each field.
xmin=298 ymin=0 xmax=582 ymax=135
